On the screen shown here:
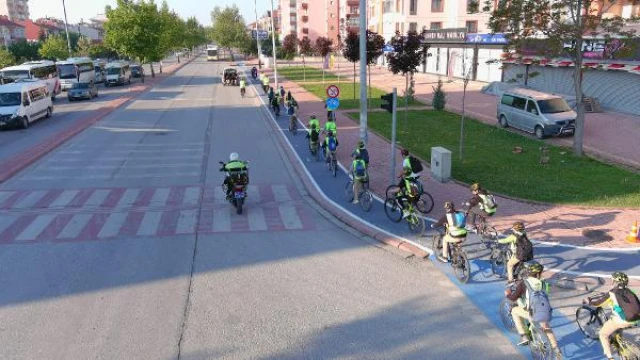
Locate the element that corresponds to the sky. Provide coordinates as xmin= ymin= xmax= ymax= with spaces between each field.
xmin=29 ymin=0 xmax=269 ymax=27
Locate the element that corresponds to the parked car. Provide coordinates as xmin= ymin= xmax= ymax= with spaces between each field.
xmin=0 ymin=81 xmax=53 ymax=129
xmin=67 ymin=82 xmax=98 ymax=101
xmin=130 ymin=64 xmax=145 ymax=82
xmin=497 ymin=88 xmax=576 ymax=139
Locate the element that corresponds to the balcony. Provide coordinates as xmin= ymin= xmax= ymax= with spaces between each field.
xmin=347 ymin=0 xmax=359 ymax=6
xmin=302 ymin=27 xmax=309 ymax=34
xmin=301 ymin=15 xmax=308 ymax=23
xmin=301 ymin=2 xmax=308 ymax=10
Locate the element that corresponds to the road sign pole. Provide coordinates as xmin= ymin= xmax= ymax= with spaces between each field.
xmin=270 ymin=0 xmax=278 ymax=90
xmin=358 ymin=0 xmax=367 ymax=145
xmin=253 ymin=0 xmax=262 ymax=69
xmin=390 ymin=87 xmax=397 ymax=185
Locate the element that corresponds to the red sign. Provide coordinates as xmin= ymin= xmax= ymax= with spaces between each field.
xmin=326 ymin=85 xmax=340 ymax=98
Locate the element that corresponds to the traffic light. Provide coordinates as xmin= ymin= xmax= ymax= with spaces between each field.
xmin=380 ymin=92 xmax=394 ymax=113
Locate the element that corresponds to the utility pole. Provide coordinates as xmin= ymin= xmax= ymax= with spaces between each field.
xmin=388 ymin=88 xmax=397 ymax=184
xmin=269 ymin=0 xmax=278 ymax=90
xmin=358 ymin=0 xmax=367 ymax=144
xmin=62 ymin=0 xmax=72 ymax=57
xmin=254 ymin=0 xmax=262 ymax=69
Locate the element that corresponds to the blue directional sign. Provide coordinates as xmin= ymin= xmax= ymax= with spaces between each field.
xmin=251 ymin=30 xmax=269 ymax=40
xmin=465 ymin=33 xmax=508 ymax=44
xmin=383 ymin=44 xmax=395 ymax=53
xmin=326 ymin=97 xmax=340 ymax=111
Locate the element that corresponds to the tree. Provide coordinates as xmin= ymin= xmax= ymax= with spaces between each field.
xmin=260 ymin=34 xmax=281 ymax=58
xmin=9 ymin=40 xmax=41 ymax=63
xmin=387 ymin=30 xmax=422 ymax=121
xmin=75 ymin=36 xmax=92 ymax=57
xmin=210 ymin=5 xmax=247 ymax=58
xmin=315 ymin=36 xmax=333 ymax=84
xmin=432 ymin=79 xmax=446 ymax=110
xmin=159 ymin=2 xmax=185 ymax=63
xmin=0 ymin=48 xmax=16 ymax=69
xmin=281 ymin=34 xmax=298 ymax=62
xmin=39 ymin=34 xmax=69 ymax=60
xmin=88 ymin=44 xmax=117 ymax=60
xmin=366 ymin=30 xmax=385 ymax=108
xmin=298 ymin=36 xmax=313 ymax=81
xmin=239 ymin=31 xmax=258 ymax=57
xmin=183 ymin=17 xmax=208 ymax=50
xmin=342 ymin=31 xmax=359 ymax=99
xmin=485 ymin=0 xmax=640 ymax=156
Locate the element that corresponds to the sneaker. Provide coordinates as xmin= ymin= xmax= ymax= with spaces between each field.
xmin=517 ymin=335 xmax=529 ymax=346
xmin=437 ymin=255 xmax=449 ymax=263
xmin=352 ymin=199 xmax=359 ymax=204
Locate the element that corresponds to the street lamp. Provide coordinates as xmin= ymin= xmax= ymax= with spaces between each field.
xmin=269 ymin=0 xmax=278 ymax=89
xmin=62 ymin=0 xmax=72 ymax=57
xmin=254 ymin=0 xmax=263 ymax=69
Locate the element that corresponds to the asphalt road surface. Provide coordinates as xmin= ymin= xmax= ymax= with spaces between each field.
xmin=0 ymin=57 xmax=522 ymax=359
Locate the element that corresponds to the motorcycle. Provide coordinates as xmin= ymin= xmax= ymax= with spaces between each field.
xmin=219 ymin=162 xmax=249 ymax=215
xmin=251 ymin=68 xmax=257 ymax=80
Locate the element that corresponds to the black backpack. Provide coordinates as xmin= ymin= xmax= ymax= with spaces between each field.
xmin=409 ymin=156 xmax=423 ymax=173
xmin=358 ymin=149 xmax=370 ymax=164
xmin=515 ymin=234 xmax=534 ymax=262
xmin=613 ymin=288 xmax=640 ymax=322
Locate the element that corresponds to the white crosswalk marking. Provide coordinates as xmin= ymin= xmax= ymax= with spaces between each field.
xmin=16 ymin=214 xmax=56 ymax=241
xmin=84 ymin=189 xmax=111 ymax=207
xmin=137 ymin=211 xmax=162 ymax=236
xmin=247 ymin=185 xmax=260 ymax=203
xmin=183 ymin=187 xmax=201 ymax=206
xmin=150 ymin=188 xmax=171 ymax=207
xmin=213 ymin=186 xmax=227 ymax=204
xmin=278 ymin=205 xmax=302 ymax=230
xmin=13 ymin=190 xmax=47 ymax=209
xmin=212 ymin=208 xmax=231 ymax=232
xmin=176 ymin=210 xmax=197 ymax=234
xmin=248 ymin=207 xmax=267 ymax=231
xmin=98 ymin=212 xmax=128 ymax=238
xmin=0 ymin=215 xmax=18 ymax=234
xmin=58 ymin=214 xmax=92 ymax=239
xmin=271 ymin=185 xmax=291 ymax=202
xmin=116 ymin=189 xmax=140 ymax=208
xmin=0 ymin=191 xmax=16 ymax=205
xmin=49 ymin=190 xmax=79 ymax=208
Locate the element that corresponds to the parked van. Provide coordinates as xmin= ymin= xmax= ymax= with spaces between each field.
xmin=497 ymin=88 xmax=576 ymax=139
xmin=104 ymin=61 xmax=131 ymax=87
xmin=94 ymin=60 xmax=106 ymax=83
xmin=0 ymin=81 xmax=53 ymax=129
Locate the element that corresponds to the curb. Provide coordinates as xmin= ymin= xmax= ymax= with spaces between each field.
xmin=0 ymin=56 xmax=197 ymax=184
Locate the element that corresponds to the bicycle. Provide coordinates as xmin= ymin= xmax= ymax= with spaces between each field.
xmin=289 ymin=115 xmax=298 ymax=135
xmin=462 ymin=205 xmax=498 ymax=247
xmin=345 ymin=176 xmax=373 ymax=212
xmin=324 ymin=149 xmax=338 ymax=177
xmin=432 ymin=227 xmax=471 ymax=283
xmin=576 ymin=293 xmax=640 ymax=360
xmin=384 ymin=193 xmax=425 ymax=235
xmin=386 ymin=180 xmax=434 ymax=215
xmin=309 ymin=140 xmax=321 ymax=162
xmin=487 ymin=240 xmax=526 ymax=280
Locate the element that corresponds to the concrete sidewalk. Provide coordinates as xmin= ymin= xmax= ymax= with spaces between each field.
xmin=262 ymin=67 xmax=640 ymax=250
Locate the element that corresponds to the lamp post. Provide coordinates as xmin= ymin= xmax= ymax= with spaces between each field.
xmin=269 ymin=0 xmax=278 ymax=89
xmin=358 ymin=0 xmax=367 ymax=144
xmin=254 ymin=0 xmax=262 ymax=69
xmin=62 ymin=0 xmax=72 ymax=57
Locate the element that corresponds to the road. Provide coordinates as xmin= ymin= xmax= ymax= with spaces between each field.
xmin=0 ymin=57 xmax=521 ymax=359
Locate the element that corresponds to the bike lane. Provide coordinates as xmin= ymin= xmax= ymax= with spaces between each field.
xmin=247 ymin=73 xmax=637 ymax=359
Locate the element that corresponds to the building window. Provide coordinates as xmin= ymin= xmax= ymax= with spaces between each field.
xmin=430 ymin=22 xmax=442 ymax=30
xmin=466 ymin=20 xmax=478 ymax=33
xmin=396 ymin=0 xmax=401 ymax=13
xmin=431 ymin=0 xmax=444 ymax=12
xmin=467 ymin=0 xmax=480 ymax=13
xmin=409 ymin=22 xmax=418 ymax=32
xmin=384 ymin=0 xmax=393 ymax=13
xmin=410 ymin=0 xmax=418 ymax=15
xmin=396 ymin=22 xmax=400 ymax=32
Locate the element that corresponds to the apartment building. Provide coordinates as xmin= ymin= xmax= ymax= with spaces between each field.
xmin=0 ymin=0 xmax=29 ymax=22
xmin=278 ymin=0 xmax=345 ymax=47
xmin=0 ymin=14 xmax=24 ymax=46
xmin=339 ymin=0 xmax=360 ymax=42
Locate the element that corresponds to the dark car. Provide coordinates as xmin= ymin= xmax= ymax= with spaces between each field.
xmin=67 ymin=82 xmax=98 ymax=101
xmin=131 ymin=64 xmax=145 ymax=80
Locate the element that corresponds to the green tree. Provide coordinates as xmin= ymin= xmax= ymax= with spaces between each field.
xmin=75 ymin=36 xmax=92 ymax=57
xmin=366 ymin=30 xmax=385 ymax=108
xmin=485 ymin=0 xmax=640 ymax=156
xmin=298 ymin=36 xmax=313 ymax=81
xmin=260 ymin=34 xmax=281 ymax=57
xmin=432 ymin=79 xmax=446 ymax=111
xmin=39 ymin=35 xmax=69 ymax=60
xmin=88 ymin=44 xmax=117 ymax=60
xmin=9 ymin=40 xmax=41 ymax=63
xmin=387 ymin=30 xmax=422 ymax=117
xmin=0 ymin=48 xmax=16 ymax=69
xmin=159 ymin=2 xmax=185 ymax=63
xmin=210 ymin=5 xmax=247 ymax=56
xmin=343 ymin=31 xmax=359 ymax=99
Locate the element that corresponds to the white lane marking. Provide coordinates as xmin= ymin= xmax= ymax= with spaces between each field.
xmin=271 ymin=184 xmax=291 ymax=202
xmin=213 ymin=186 xmax=227 ymax=204
xmin=212 ymin=208 xmax=231 ymax=232
xmin=278 ymin=205 xmax=302 ymax=230
xmin=183 ymin=187 xmax=201 ymax=206
xmin=176 ymin=210 xmax=197 ymax=234
xmin=54 ymin=156 xmax=203 ymax=162
xmin=248 ymin=207 xmax=268 ymax=231
xmin=58 ymin=214 xmax=92 ymax=239
xmin=97 ymin=212 xmax=128 ymax=238
xmin=150 ymin=188 xmax=171 ymax=207
xmin=67 ymin=143 xmax=205 ymax=148
xmin=116 ymin=189 xmax=140 ymax=208
xmin=0 ymin=215 xmax=18 ymax=234
xmin=247 ymin=185 xmax=260 ymax=204
xmin=48 ymin=190 xmax=80 ymax=208
xmin=37 ymin=164 xmax=201 ymax=171
xmin=137 ymin=211 xmax=163 ymax=236
xmin=15 ymin=214 xmax=56 ymax=241
xmin=13 ymin=190 xmax=48 ymax=209
xmin=20 ymin=173 xmax=201 ymax=181
xmin=0 ymin=191 xmax=16 ymax=205
xmin=84 ymin=189 xmax=110 ymax=207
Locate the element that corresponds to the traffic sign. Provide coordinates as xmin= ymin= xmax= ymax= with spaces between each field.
xmin=326 ymin=84 xmax=340 ymax=98
xmin=251 ymin=30 xmax=269 ymax=40
xmin=383 ymin=44 xmax=395 ymax=53
xmin=326 ymin=97 xmax=340 ymax=110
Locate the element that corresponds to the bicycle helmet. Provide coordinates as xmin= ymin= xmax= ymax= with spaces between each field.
xmin=229 ymin=152 xmax=239 ymax=162
xmin=526 ymin=261 xmax=544 ymax=275
xmin=327 ymin=131 xmax=334 ymax=136
xmin=310 ymin=114 xmax=316 ymax=119
xmin=612 ymin=272 xmax=629 ymax=287
xmin=512 ymin=222 xmax=525 ymax=232
xmin=444 ymin=201 xmax=454 ymax=211
xmin=358 ymin=140 xmax=365 ymax=149
xmin=401 ymin=149 xmax=409 ymax=156
xmin=470 ymin=183 xmax=481 ymax=192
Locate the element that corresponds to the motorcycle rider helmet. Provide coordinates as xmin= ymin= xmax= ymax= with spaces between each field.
xmin=612 ymin=272 xmax=629 ymax=287
xmin=229 ymin=152 xmax=239 ymax=162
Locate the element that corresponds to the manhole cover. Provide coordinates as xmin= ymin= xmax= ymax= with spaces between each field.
xmin=582 ymin=229 xmax=613 ymax=242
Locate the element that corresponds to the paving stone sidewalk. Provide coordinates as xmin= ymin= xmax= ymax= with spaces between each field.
xmin=261 ymin=66 xmax=639 ymax=249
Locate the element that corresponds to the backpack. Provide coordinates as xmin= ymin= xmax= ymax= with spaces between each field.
xmin=409 ymin=156 xmax=423 ymax=173
xmin=524 ymin=278 xmax=553 ymax=323
xmin=358 ymin=149 xmax=370 ymax=164
xmin=515 ymin=234 xmax=534 ymax=262
xmin=327 ymin=137 xmax=337 ymax=151
xmin=354 ymin=160 xmax=366 ymax=177
xmin=481 ymin=193 xmax=497 ymax=209
xmin=452 ymin=211 xmax=466 ymax=228
xmin=310 ymin=130 xmax=319 ymax=142
xmin=287 ymin=105 xmax=295 ymax=116
xmin=612 ymin=288 xmax=640 ymax=322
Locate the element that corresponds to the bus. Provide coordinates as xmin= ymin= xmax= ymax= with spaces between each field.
xmin=0 ymin=60 xmax=61 ymax=100
xmin=56 ymin=57 xmax=95 ymax=91
xmin=207 ymin=46 xmax=219 ymax=61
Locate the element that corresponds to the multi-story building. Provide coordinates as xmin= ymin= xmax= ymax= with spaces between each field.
xmin=339 ymin=0 xmax=360 ymax=41
xmin=257 ymin=10 xmax=280 ymax=35
xmin=19 ymin=18 xmax=63 ymax=42
xmin=277 ymin=0 xmax=344 ymax=46
xmin=0 ymin=0 xmax=29 ymax=22
xmin=0 ymin=15 xmax=24 ymax=46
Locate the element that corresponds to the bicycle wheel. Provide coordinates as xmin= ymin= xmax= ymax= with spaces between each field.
xmin=479 ymin=224 xmax=499 ymax=248
xmin=416 ymin=192 xmax=435 ymax=214
xmin=407 ymin=213 xmax=425 ymax=235
xmin=499 ymin=298 xmax=518 ymax=333
xmin=490 ymin=250 xmax=508 ymax=279
xmin=344 ymin=181 xmax=354 ymax=202
xmin=453 ymin=250 xmax=471 ymax=283
xmin=384 ymin=198 xmax=402 ymax=223
xmin=315 ymin=144 xmax=321 ymax=162
xmin=386 ymin=184 xmax=399 ymax=199
xmin=360 ymin=190 xmax=373 ymax=212
xmin=432 ymin=234 xmax=443 ymax=253
xmin=332 ymin=158 xmax=337 ymax=177
xmin=617 ymin=336 xmax=640 ymax=360
xmin=530 ymin=325 xmax=553 ymax=360
xmin=575 ymin=306 xmax=603 ymax=340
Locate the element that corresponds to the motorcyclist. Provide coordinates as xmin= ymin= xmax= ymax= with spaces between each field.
xmin=219 ymin=152 xmax=249 ymax=199
xmin=251 ymin=66 xmax=257 ymax=79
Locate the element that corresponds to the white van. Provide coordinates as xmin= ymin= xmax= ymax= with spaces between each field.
xmin=0 ymin=81 xmax=53 ymax=129
xmin=104 ymin=62 xmax=131 ymax=87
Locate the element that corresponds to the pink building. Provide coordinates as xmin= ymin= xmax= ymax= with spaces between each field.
xmin=278 ymin=0 xmax=343 ymax=47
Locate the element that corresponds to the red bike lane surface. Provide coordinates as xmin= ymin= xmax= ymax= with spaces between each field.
xmin=260 ymin=67 xmax=639 ymax=250
xmin=0 ymin=57 xmax=196 ymax=184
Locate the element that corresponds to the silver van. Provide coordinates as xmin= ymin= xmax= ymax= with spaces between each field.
xmin=497 ymin=88 xmax=576 ymax=139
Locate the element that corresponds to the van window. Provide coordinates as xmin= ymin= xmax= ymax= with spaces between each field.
xmin=501 ymin=95 xmax=514 ymax=106
xmin=526 ymin=101 xmax=538 ymax=114
xmin=511 ymin=96 xmax=526 ymax=110
xmin=28 ymin=88 xmax=44 ymax=101
xmin=537 ymin=98 xmax=572 ymax=114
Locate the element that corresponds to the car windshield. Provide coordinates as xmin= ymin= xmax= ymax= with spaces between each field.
xmin=537 ymin=98 xmax=572 ymax=114
xmin=131 ymin=66 xmax=141 ymax=71
xmin=106 ymin=68 xmax=121 ymax=75
xmin=57 ymin=64 xmax=77 ymax=79
xmin=225 ymin=69 xmax=237 ymax=75
xmin=0 ymin=92 xmax=21 ymax=106
xmin=72 ymin=83 xmax=89 ymax=89
xmin=0 ymin=70 xmax=30 ymax=82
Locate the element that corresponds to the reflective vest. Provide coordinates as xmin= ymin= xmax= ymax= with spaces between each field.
xmin=239 ymin=80 xmax=246 ymax=88
xmin=446 ymin=212 xmax=468 ymax=237
xmin=324 ymin=121 xmax=337 ymax=135
xmin=479 ymin=193 xmax=497 ymax=214
xmin=309 ymin=119 xmax=320 ymax=130
xmin=224 ymin=160 xmax=247 ymax=172
xmin=262 ymin=77 xmax=269 ymax=86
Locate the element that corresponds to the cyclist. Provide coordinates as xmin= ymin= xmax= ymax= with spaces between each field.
xmin=321 ymin=130 xmax=338 ymax=164
xmin=324 ymin=115 xmax=337 ymax=137
xmin=394 ymin=167 xmax=420 ymax=218
xmin=261 ymin=74 xmax=269 ymax=93
xmin=498 ymin=222 xmax=534 ymax=282
xmin=351 ymin=140 xmax=369 ymax=168
xmin=239 ymin=78 xmax=246 ymax=96
xmin=270 ymin=92 xmax=281 ymax=115
xmin=306 ymin=123 xmax=320 ymax=152
xmin=268 ymin=87 xmax=275 ymax=104
xmin=431 ymin=201 xmax=467 ymax=262
xmin=505 ymin=261 xmax=562 ymax=358
xmin=288 ymin=101 xmax=298 ymax=131
xmin=464 ymin=183 xmax=497 ymax=232
xmin=350 ymin=153 xmax=368 ymax=204
xmin=401 ymin=149 xmax=419 ymax=179
xmin=279 ymin=85 xmax=286 ymax=99
xmin=587 ymin=272 xmax=640 ymax=360
xmin=308 ymin=114 xmax=320 ymax=131
xmin=219 ymin=152 xmax=249 ymax=199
